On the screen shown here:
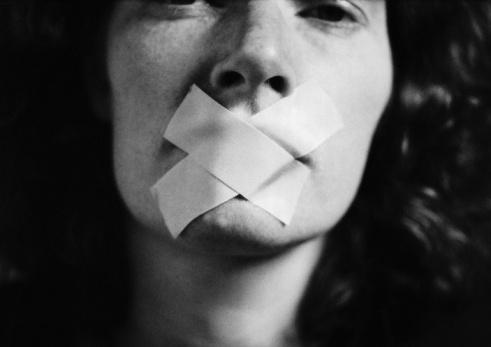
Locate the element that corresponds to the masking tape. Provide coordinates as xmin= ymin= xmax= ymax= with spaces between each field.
xmin=151 ymin=82 xmax=343 ymax=238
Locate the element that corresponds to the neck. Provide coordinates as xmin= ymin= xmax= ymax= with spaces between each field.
xmin=119 ymin=224 xmax=324 ymax=347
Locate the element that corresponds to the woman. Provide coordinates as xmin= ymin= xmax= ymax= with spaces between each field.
xmin=1 ymin=1 xmax=491 ymax=346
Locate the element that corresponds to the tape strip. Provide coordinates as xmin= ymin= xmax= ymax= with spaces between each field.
xmin=151 ymin=82 xmax=343 ymax=238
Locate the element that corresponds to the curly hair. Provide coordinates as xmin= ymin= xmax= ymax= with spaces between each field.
xmin=1 ymin=1 xmax=491 ymax=347
xmin=298 ymin=1 xmax=491 ymax=346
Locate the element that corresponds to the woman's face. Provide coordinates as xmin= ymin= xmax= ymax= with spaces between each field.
xmin=106 ymin=0 xmax=393 ymax=254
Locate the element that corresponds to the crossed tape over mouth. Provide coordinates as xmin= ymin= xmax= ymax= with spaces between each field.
xmin=151 ymin=81 xmax=343 ymax=238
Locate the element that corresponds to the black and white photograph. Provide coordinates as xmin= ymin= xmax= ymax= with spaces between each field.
xmin=1 ymin=1 xmax=491 ymax=346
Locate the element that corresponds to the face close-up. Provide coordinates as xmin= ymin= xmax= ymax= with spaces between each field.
xmin=106 ymin=0 xmax=393 ymax=255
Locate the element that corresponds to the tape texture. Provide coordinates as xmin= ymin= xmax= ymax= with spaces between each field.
xmin=151 ymin=82 xmax=343 ymax=238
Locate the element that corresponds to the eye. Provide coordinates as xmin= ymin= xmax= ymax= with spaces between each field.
xmin=158 ymin=0 xmax=195 ymax=3
xmin=140 ymin=0 xmax=226 ymax=19
xmin=301 ymin=5 xmax=351 ymax=22
xmin=298 ymin=1 xmax=366 ymax=29
xmin=148 ymin=0 xmax=224 ymax=7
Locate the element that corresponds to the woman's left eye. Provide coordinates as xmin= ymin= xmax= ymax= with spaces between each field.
xmin=298 ymin=1 xmax=366 ymax=28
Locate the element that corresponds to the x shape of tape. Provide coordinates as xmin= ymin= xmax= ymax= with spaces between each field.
xmin=151 ymin=82 xmax=343 ymax=238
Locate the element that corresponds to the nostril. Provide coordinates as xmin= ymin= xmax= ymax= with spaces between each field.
xmin=266 ymin=76 xmax=288 ymax=94
xmin=217 ymin=70 xmax=246 ymax=88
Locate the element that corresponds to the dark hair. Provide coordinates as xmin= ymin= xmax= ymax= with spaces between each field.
xmin=1 ymin=1 xmax=491 ymax=347
xmin=299 ymin=1 xmax=491 ymax=346
xmin=0 ymin=2 xmax=127 ymax=345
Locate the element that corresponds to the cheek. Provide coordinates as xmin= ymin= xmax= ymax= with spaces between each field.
xmin=107 ymin=23 xmax=209 ymax=232
xmin=107 ymin=23 xmax=200 ymax=126
xmin=322 ymin=38 xmax=393 ymax=136
xmin=107 ymin=20 xmax=219 ymax=168
xmin=322 ymin=34 xmax=393 ymax=177
xmin=293 ymin=39 xmax=393 ymax=231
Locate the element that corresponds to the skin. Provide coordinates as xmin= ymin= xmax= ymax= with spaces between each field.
xmin=105 ymin=0 xmax=392 ymax=346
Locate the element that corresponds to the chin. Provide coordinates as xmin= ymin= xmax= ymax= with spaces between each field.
xmin=177 ymin=197 xmax=320 ymax=257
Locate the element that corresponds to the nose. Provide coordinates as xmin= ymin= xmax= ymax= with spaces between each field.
xmin=208 ymin=3 xmax=298 ymax=109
